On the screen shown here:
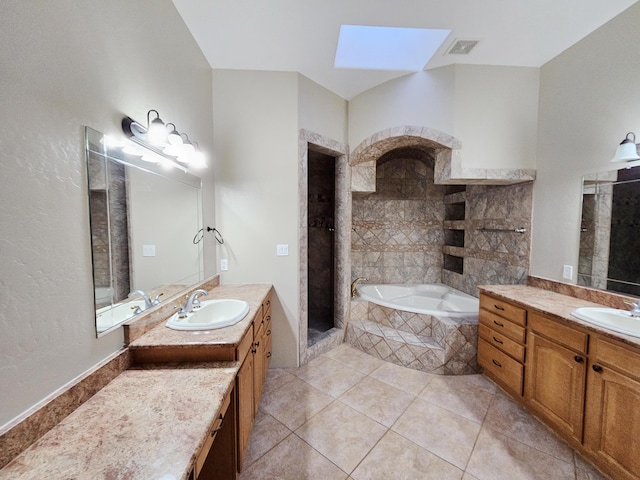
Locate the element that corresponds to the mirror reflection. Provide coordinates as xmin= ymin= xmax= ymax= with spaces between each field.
xmin=578 ymin=165 xmax=640 ymax=296
xmin=85 ymin=127 xmax=204 ymax=335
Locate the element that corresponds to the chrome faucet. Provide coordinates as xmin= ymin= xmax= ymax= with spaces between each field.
xmin=350 ymin=277 xmax=368 ymax=298
xmin=179 ymin=289 xmax=209 ymax=318
xmin=625 ymin=300 xmax=640 ymax=318
xmin=128 ymin=290 xmax=153 ymax=309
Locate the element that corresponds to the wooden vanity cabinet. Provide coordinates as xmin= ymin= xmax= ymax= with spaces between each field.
xmin=193 ymin=385 xmax=237 ymax=480
xmin=477 ymin=294 xmax=527 ymax=397
xmin=584 ymin=334 xmax=640 ymax=480
xmin=524 ymin=312 xmax=588 ymax=444
xmin=237 ymin=293 xmax=272 ymax=472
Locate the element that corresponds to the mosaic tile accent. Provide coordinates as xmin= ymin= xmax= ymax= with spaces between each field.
xmin=346 ymin=300 xmax=479 ymax=375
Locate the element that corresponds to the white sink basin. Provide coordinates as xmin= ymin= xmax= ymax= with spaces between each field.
xmin=166 ymin=299 xmax=250 ymax=331
xmin=571 ymin=307 xmax=640 ymax=338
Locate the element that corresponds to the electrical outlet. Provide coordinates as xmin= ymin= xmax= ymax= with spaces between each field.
xmin=276 ymin=244 xmax=289 ymax=256
xmin=563 ymin=264 xmax=573 ymax=280
xmin=220 ymin=259 xmax=228 ymax=271
xmin=142 ymin=244 xmax=156 ymax=257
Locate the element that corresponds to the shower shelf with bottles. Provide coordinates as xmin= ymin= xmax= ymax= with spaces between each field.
xmin=443 ymin=186 xmax=466 ymax=275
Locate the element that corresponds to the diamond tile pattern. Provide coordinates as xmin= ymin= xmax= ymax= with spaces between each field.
xmin=346 ymin=300 xmax=479 ymax=375
xmin=242 ymin=345 xmax=609 ymax=480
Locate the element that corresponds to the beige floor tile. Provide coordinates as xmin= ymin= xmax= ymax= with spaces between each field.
xmin=243 ymin=409 xmax=291 ymax=468
xmin=466 ymin=427 xmax=575 ymax=480
xmin=483 ymin=392 xmax=574 ymax=463
xmin=292 ymin=355 xmax=367 ymax=397
xmin=462 ymin=473 xmax=481 ymax=480
xmin=295 ymin=400 xmax=387 ymax=474
xmin=239 ymin=433 xmax=348 ymax=480
xmin=419 ymin=375 xmax=494 ymax=424
xmin=259 ymin=375 xmax=335 ymax=430
xmin=339 ymin=375 xmax=414 ymax=427
xmin=392 ymin=397 xmax=481 ymax=469
xmin=263 ymin=368 xmax=298 ymax=393
xmin=574 ymin=452 xmax=610 ymax=480
xmin=324 ymin=344 xmax=386 ymax=374
xmin=351 ymin=430 xmax=464 ymax=480
xmin=369 ymin=359 xmax=435 ymax=395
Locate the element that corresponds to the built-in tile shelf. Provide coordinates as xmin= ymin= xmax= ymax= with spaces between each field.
xmin=443 ymin=188 xmax=466 ymax=275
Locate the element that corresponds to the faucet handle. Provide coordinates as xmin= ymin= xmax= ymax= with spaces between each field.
xmin=152 ymin=293 xmax=164 ymax=305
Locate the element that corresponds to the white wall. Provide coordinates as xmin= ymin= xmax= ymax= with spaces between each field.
xmin=453 ymin=65 xmax=539 ymax=169
xmin=298 ymin=75 xmax=348 ymax=145
xmin=0 ymin=0 xmax=213 ymax=428
xmin=348 ymin=68 xmax=456 ymax=149
xmin=212 ymin=70 xmax=300 ymax=368
xmin=128 ymin=169 xmax=203 ymax=291
xmin=348 ymin=65 xmax=539 ymax=171
xmin=531 ymin=2 xmax=640 ymax=282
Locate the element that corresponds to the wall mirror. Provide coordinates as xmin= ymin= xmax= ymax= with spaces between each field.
xmin=578 ymin=165 xmax=640 ymax=297
xmin=85 ymin=126 xmax=204 ymax=336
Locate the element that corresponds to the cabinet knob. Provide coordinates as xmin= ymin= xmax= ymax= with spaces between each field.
xmin=574 ymin=355 xmax=584 ymax=363
xmin=492 ymin=359 xmax=503 ymax=368
xmin=493 ymin=320 xmax=505 ymax=327
xmin=251 ymin=348 xmax=257 ymax=354
xmin=266 ymin=352 xmax=272 ymax=358
xmin=212 ymin=414 xmax=224 ymax=436
xmin=592 ymin=365 xmax=603 ymax=373
xmin=255 ymin=341 xmax=260 ymax=347
xmin=492 ymin=336 xmax=503 ymax=345
xmin=266 ymin=329 xmax=271 ymax=336
xmin=494 ymin=305 xmax=505 ymax=311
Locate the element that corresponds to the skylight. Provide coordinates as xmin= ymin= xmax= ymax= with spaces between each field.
xmin=334 ymin=25 xmax=451 ymax=71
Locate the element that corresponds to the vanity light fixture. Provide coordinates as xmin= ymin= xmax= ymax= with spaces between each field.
xmin=611 ymin=132 xmax=640 ymax=162
xmin=121 ymin=110 xmax=207 ymax=170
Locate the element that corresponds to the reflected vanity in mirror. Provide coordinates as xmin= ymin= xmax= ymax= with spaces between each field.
xmin=85 ymin=127 xmax=204 ymax=335
xmin=578 ymin=165 xmax=640 ymax=296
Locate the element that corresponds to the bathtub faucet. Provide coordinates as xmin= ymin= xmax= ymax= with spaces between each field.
xmin=351 ymin=277 xmax=368 ymax=298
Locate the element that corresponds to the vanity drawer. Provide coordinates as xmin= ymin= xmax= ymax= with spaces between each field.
xmin=480 ymin=294 xmax=527 ymax=326
xmin=479 ymin=323 xmax=525 ymax=362
xmin=479 ymin=309 xmax=526 ymax=344
xmin=529 ymin=312 xmax=588 ymax=354
xmin=478 ymin=338 xmax=524 ymax=396
xmin=591 ymin=335 xmax=640 ymax=381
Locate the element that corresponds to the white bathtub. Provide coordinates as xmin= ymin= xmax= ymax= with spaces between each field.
xmin=356 ymin=283 xmax=479 ymax=317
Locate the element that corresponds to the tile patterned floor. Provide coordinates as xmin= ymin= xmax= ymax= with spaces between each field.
xmin=240 ymin=344 xmax=609 ymax=480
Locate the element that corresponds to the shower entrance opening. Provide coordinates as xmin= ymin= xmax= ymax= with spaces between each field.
xmin=307 ymin=149 xmax=336 ymax=346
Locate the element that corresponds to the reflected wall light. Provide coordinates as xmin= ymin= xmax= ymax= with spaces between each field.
xmin=611 ymin=132 xmax=640 ymax=162
xmin=121 ymin=110 xmax=207 ymax=170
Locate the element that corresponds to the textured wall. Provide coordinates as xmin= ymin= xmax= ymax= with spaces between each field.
xmin=0 ymin=1 xmax=213 ymax=428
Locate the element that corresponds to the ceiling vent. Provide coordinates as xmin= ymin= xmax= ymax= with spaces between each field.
xmin=446 ymin=39 xmax=480 ymax=55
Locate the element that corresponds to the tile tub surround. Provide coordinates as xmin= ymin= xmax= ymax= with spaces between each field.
xmin=240 ymin=344 xmax=607 ymax=480
xmin=346 ymin=298 xmax=480 ymax=375
xmin=0 ymin=365 xmax=238 ymax=479
xmin=351 ymin=147 xmax=447 ymax=285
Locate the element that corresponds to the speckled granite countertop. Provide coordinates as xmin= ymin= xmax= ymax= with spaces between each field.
xmin=479 ymin=285 xmax=640 ymax=348
xmin=0 ymin=364 xmax=238 ymax=479
xmin=129 ymin=283 xmax=272 ymax=349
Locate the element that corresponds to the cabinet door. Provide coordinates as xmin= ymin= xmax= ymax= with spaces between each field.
xmin=584 ymin=363 xmax=640 ymax=480
xmin=253 ymin=326 xmax=265 ymax=417
xmin=525 ymin=332 xmax=586 ymax=443
xmin=237 ymin=353 xmax=254 ymax=472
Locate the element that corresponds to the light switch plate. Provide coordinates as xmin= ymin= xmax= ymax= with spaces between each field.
xmin=276 ymin=244 xmax=289 ymax=256
xmin=142 ymin=244 xmax=156 ymax=257
xmin=220 ymin=259 xmax=228 ymax=271
xmin=563 ymin=264 xmax=573 ymax=280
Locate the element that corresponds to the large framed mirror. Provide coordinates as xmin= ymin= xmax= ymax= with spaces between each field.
xmin=85 ymin=127 xmax=204 ymax=335
xmin=578 ymin=165 xmax=640 ymax=296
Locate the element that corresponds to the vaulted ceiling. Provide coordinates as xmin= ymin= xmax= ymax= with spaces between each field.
xmin=172 ymin=0 xmax=638 ymax=99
